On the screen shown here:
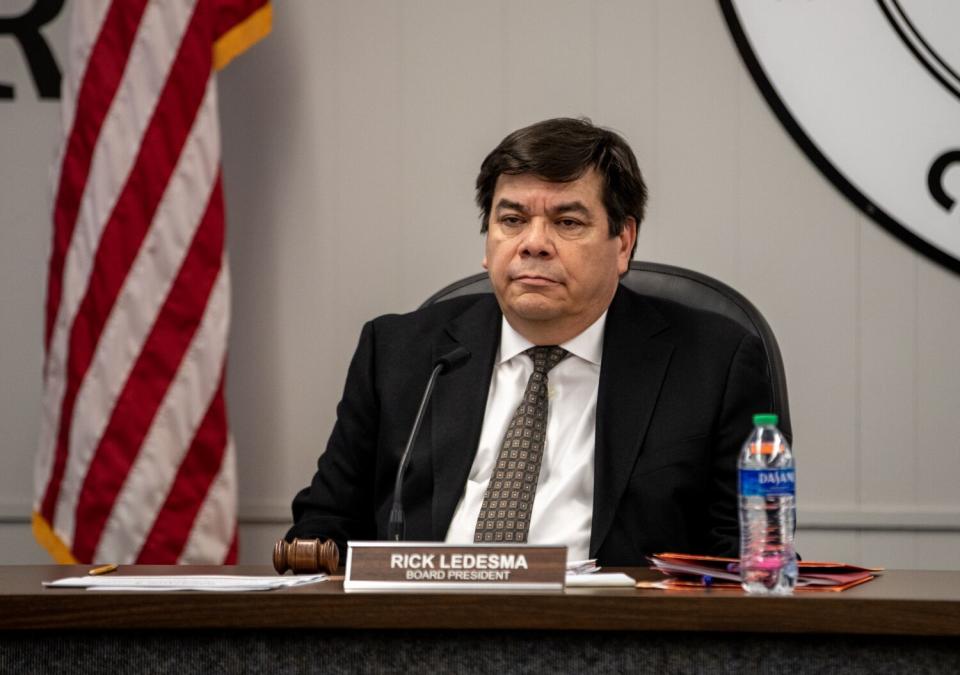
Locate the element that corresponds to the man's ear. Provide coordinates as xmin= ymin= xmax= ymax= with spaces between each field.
xmin=617 ymin=217 xmax=637 ymax=273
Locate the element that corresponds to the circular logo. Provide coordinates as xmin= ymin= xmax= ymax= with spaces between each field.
xmin=721 ymin=0 xmax=960 ymax=274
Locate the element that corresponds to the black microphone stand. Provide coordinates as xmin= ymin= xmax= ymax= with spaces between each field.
xmin=388 ymin=347 xmax=469 ymax=541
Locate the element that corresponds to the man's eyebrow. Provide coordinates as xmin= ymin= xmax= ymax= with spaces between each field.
xmin=494 ymin=199 xmax=528 ymax=214
xmin=548 ymin=201 xmax=591 ymax=216
xmin=493 ymin=199 xmax=592 ymax=216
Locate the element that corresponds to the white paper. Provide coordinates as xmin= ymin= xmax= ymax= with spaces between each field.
xmin=565 ymin=559 xmax=599 ymax=575
xmin=43 ymin=574 xmax=327 ymax=592
xmin=565 ymin=573 xmax=636 ymax=588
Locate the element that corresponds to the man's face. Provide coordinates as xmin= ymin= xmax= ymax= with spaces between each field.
xmin=483 ymin=169 xmax=636 ymax=344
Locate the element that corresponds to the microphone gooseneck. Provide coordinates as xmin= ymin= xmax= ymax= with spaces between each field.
xmin=388 ymin=347 xmax=470 ymax=541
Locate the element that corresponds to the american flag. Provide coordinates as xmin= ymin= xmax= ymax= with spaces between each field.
xmin=34 ymin=0 xmax=271 ymax=564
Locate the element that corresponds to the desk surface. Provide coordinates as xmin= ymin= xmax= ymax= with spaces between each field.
xmin=2 ymin=565 xmax=959 ymax=635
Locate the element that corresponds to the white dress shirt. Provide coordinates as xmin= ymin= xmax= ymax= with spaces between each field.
xmin=444 ymin=312 xmax=605 ymax=561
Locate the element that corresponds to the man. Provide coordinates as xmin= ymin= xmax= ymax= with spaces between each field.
xmin=286 ymin=118 xmax=773 ymax=565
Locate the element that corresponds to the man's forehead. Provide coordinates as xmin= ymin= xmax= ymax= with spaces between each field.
xmin=492 ymin=169 xmax=603 ymax=207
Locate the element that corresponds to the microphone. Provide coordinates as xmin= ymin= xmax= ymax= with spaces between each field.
xmin=388 ymin=346 xmax=470 ymax=541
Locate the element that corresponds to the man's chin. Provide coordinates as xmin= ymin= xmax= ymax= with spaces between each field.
xmin=505 ymin=297 xmax=563 ymax=322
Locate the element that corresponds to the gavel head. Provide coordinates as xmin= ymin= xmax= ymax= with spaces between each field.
xmin=273 ymin=538 xmax=340 ymax=575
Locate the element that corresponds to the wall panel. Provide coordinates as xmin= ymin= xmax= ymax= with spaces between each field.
xmin=916 ymin=258 xmax=960 ymax=506
xmin=859 ymin=219 xmax=917 ymax=507
xmin=652 ymin=2 xmax=740 ymax=282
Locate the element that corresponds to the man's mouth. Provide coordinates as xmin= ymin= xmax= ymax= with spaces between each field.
xmin=512 ymin=274 xmax=560 ymax=287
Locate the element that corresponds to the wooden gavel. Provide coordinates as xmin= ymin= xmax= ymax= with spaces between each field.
xmin=273 ymin=538 xmax=339 ymax=575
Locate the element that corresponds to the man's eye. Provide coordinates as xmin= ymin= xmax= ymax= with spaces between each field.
xmin=501 ymin=216 xmax=523 ymax=226
xmin=557 ymin=219 xmax=583 ymax=229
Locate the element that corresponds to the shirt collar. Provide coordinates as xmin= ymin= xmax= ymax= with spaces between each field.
xmin=497 ymin=311 xmax=607 ymax=366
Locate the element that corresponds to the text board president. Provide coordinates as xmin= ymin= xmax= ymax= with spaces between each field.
xmin=285 ymin=118 xmax=774 ymax=566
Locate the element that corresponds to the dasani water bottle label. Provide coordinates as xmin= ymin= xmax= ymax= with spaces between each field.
xmin=739 ymin=469 xmax=796 ymax=497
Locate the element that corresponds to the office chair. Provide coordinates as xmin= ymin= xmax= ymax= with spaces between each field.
xmin=421 ymin=261 xmax=791 ymax=440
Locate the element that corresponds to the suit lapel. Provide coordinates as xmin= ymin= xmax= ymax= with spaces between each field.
xmin=590 ymin=285 xmax=673 ymax=557
xmin=430 ymin=296 xmax=501 ymax=539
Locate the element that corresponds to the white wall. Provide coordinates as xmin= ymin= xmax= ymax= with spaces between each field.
xmin=2 ymin=1 xmax=958 ymax=569
xmin=0 ymin=0 xmax=68 ymax=563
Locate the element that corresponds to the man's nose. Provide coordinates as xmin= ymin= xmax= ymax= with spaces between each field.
xmin=520 ymin=219 xmax=553 ymax=258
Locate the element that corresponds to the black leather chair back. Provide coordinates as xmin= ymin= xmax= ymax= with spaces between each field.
xmin=420 ymin=261 xmax=792 ymax=440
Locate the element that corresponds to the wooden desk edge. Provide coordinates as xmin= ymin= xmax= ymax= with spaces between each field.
xmin=2 ymin=566 xmax=958 ymax=635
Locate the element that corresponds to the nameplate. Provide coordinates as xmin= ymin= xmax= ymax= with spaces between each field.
xmin=343 ymin=542 xmax=567 ymax=592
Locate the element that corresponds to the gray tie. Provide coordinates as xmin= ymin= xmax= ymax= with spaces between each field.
xmin=474 ymin=346 xmax=569 ymax=543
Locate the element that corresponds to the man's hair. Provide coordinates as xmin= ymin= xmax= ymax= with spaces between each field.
xmin=475 ymin=117 xmax=648 ymax=259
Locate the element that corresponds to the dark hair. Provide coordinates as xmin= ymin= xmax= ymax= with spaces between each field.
xmin=475 ymin=117 xmax=647 ymax=259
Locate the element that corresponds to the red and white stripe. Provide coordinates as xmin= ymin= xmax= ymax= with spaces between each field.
xmin=35 ymin=0 xmax=270 ymax=564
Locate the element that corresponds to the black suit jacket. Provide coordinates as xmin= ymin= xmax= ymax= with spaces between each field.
xmin=287 ymin=284 xmax=772 ymax=565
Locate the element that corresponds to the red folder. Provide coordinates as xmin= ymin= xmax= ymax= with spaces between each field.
xmin=643 ymin=553 xmax=882 ymax=592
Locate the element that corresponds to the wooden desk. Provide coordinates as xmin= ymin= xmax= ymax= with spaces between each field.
xmin=2 ymin=565 xmax=959 ymax=673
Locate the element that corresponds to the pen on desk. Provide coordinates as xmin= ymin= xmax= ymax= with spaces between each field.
xmin=88 ymin=563 xmax=118 ymax=576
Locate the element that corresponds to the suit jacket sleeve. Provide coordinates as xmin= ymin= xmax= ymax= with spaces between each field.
xmin=286 ymin=320 xmax=380 ymax=555
xmin=706 ymin=331 xmax=773 ymax=557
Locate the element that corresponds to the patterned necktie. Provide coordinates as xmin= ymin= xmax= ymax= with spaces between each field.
xmin=474 ymin=345 xmax=569 ymax=543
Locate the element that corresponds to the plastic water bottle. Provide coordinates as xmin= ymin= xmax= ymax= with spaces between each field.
xmin=738 ymin=413 xmax=797 ymax=595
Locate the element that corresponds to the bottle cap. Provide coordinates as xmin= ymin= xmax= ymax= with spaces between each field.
xmin=752 ymin=413 xmax=779 ymax=426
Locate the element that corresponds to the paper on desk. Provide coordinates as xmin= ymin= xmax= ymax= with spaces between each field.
xmin=565 ymin=573 xmax=636 ymax=587
xmin=566 ymin=559 xmax=599 ymax=575
xmin=44 ymin=574 xmax=327 ymax=592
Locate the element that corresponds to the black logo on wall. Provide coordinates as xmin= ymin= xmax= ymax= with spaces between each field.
xmin=721 ymin=0 xmax=960 ymax=275
xmin=0 ymin=0 xmax=64 ymax=100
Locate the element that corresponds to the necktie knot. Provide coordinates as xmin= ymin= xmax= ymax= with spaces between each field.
xmin=526 ymin=346 xmax=568 ymax=374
